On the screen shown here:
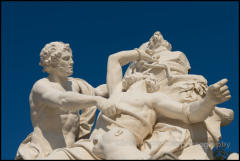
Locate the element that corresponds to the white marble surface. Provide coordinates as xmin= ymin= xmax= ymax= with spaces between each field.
xmin=16 ymin=32 xmax=237 ymax=160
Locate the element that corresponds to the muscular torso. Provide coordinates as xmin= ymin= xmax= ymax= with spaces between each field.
xmin=104 ymin=81 xmax=157 ymax=145
xmin=30 ymin=77 xmax=81 ymax=154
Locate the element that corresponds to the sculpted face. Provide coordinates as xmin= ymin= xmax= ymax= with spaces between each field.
xmin=55 ymin=48 xmax=74 ymax=77
xmin=39 ymin=42 xmax=75 ymax=77
xmin=148 ymin=31 xmax=163 ymax=50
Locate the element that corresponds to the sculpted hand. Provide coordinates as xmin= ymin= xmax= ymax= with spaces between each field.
xmin=135 ymin=48 xmax=157 ymax=63
xmin=98 ymin=98 xmax=117 ymax=117
xmin=206 ymin=79 xmax=231 ymax=105
xmin=145 ymin=48 xmax=153 ymax=55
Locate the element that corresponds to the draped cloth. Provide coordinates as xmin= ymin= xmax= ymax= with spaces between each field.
xmin=75 ymin=78 xmax=97 ymax=140
xmin=140 ymin=123 xmax=189 ymax=159
xmin=46 ymin=139 xmax=100 ymax=160
xmin=139 ymin=106 xmax=233 ymax=160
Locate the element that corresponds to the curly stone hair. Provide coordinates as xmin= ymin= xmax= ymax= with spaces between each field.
xmin=39 ymin=41 xmax=71 ymax=72
xmin=122 ymin=72 xmax=160 ymax=93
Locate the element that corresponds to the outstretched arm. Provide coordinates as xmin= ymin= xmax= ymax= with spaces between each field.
xmin=33 ymin=81 xmax=103 ymax=111
xmin=187 ymin=78 xmax=231 ymax=123
xmin=151 ymin=79 xmax=231 ymax=124
xmin=32 ymin=80 xmax=116 ymax=116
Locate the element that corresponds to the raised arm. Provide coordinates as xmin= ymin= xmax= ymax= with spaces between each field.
xmin=107 ymin=49 xmax=153 ymax=96
xmin=95 ymin=84 xmax=109 ymax=98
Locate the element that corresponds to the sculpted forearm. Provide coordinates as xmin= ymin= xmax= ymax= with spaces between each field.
xmin=187 ymin=98 xmax=215 ymax=123
xmin=187 ymin=79 xmax=231 ymax=123
xmin=107 ymin=50 xmax=139 ymax=96
xmin=152 ymin=93 xmax=214 ymax=124
xmin=35 ymin=82 xmax=102 ymax=111
xmin=40 ymin=87 xmax=116 ymax=116
xmin=107 ymin=56 xmax=123 ymax=96
xmin=108 ymin=50 xmax=139 ymax=66
xmin=41 ymin=90 xmax=100 ymax=111
xmin=58 ymin=92 xmax=100 ymax=111
xmin=151 ymin=92 xmax=190 ymax=124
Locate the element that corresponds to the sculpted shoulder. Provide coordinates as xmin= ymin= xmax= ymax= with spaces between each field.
xmin=31 ymin=78 xmax=51 ymax=93
xmin=173 ymin=51 xmax=191 ymax=72
xmin=163 ymin=50 xmax=191 ymax=74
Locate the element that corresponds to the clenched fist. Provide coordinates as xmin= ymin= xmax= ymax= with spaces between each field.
xmin=97 ymin=97 xmax=117 ymax=117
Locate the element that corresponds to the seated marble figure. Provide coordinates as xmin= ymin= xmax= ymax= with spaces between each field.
xmin=45 ymin=32 xmax=235 ymax=160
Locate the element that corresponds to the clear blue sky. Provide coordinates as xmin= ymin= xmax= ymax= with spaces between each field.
xmin=1 ymin=1 xmax=239 ymax=159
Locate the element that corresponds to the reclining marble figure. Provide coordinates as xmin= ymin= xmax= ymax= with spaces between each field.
xmin=44 ymin=32 xmax=237 ymax=160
